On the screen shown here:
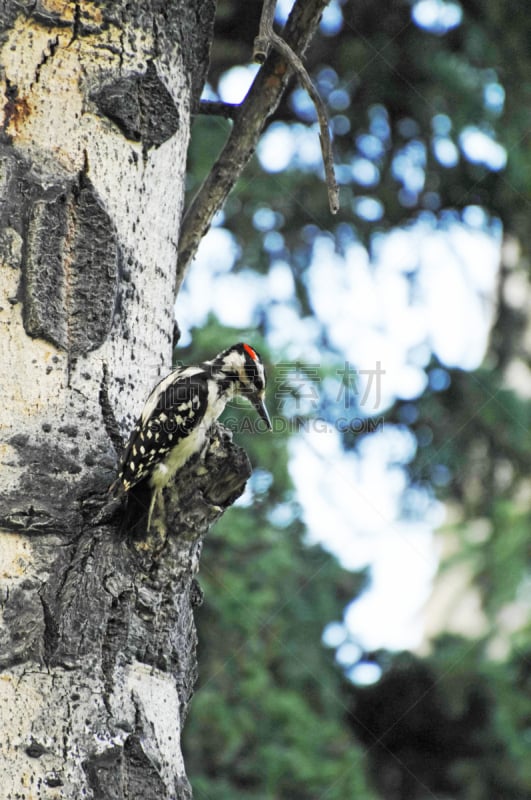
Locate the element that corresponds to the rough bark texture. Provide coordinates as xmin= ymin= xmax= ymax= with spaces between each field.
xmin=0 ymin=2 xmax=228 ymax=797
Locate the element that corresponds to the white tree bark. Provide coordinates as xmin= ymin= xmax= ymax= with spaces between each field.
xmin=0 ymin=3 xmax=251 ymax=797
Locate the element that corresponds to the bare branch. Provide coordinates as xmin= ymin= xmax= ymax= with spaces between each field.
xmin=267 ymin=31 xmax=339 ymax=215
xmin=196 ymin=100 xmax=240 ymax=120
xmin=253 ymin=0 xmax=276 ymax=63
xmin=176 ymin=0 xmax=333 ymax=295
xmin=253 ymin=0 xmax=339 ymax=215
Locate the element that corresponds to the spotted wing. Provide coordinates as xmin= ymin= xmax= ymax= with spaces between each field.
xmin=118 ymin=369 xmax=209 ymax=492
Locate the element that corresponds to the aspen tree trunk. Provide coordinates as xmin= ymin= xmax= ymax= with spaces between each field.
xmin=0 ymin=3 xmax=251 ymax=797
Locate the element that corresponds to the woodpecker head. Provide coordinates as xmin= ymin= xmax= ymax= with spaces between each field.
xmin=214 ymin=342 xmax=272 ymax=429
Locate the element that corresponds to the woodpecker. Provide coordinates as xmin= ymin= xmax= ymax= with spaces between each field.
xmin=116 ymin=342 xmax=271 ymax=527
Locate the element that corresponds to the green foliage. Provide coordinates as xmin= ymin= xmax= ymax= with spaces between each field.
xmin=363 ymin=364 xmax=531 ymax=798
xmin=397 ymin=364 xmax=531 ymax=615
xmin=181 ymin=1 xmax=531 ymax=797
xmin=183 ymin=471 xmax=373 ymax=799
xmin=346 ymin=641 xmax=531 ymax=799
xmin=196 ymin=0 xmax=525 ymax=268
xmin=480 ymin=502 xmax=530 ymax=613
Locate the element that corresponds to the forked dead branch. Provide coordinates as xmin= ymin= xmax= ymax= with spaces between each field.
xmin=176 ymin=0 xmax=339 ymax=294
xmin=253 ymin=0 xmax=339 ymax=215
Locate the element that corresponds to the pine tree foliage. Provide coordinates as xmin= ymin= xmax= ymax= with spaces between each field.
xmin=180 ymin=2 xmax=531 ymax=798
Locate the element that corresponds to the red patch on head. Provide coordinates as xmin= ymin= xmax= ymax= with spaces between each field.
xmin=243 ymin=343 xmax=258 ymax=361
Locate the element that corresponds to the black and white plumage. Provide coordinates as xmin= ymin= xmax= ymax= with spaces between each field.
xmin=116 ymin=343 xmax=271 ymax=524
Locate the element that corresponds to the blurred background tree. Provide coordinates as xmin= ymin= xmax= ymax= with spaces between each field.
xmin=180 ymin=1 xmax=531 ymax=797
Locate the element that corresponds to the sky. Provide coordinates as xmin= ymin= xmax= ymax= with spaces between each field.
xmin=176 ymin=0 xmax=505 ymax=684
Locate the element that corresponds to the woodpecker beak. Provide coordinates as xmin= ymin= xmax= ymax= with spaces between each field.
xmin=251 ymin=393 xmax=272 ymax=430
